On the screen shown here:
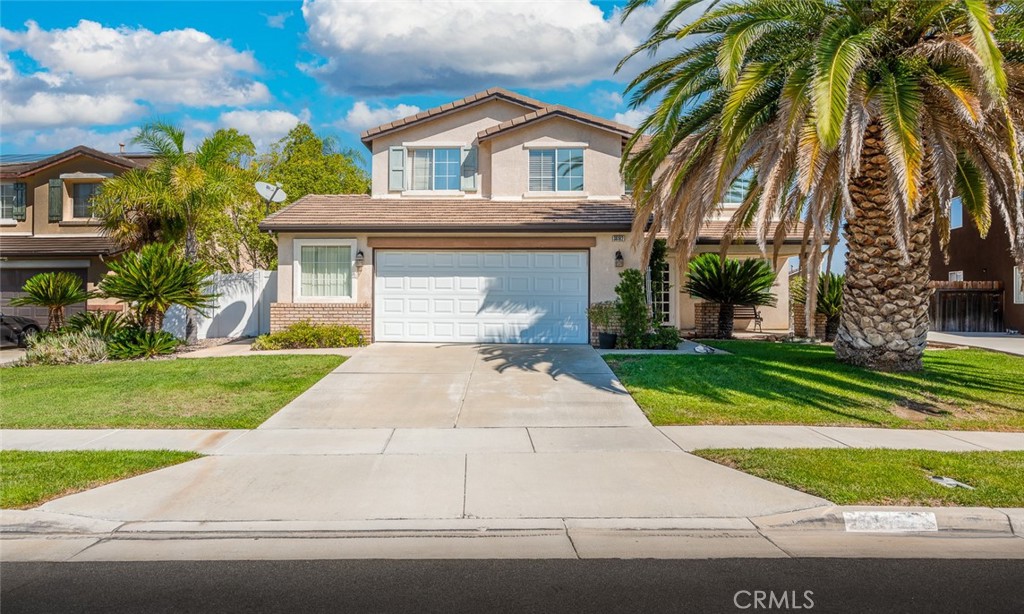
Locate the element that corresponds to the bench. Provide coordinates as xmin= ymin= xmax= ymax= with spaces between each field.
xmin=732 ymin=305 xmax=763 ymax=332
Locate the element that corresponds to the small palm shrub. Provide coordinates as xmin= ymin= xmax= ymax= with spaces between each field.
xmin=9 ymin=272 xmax=92 ymax=332
xmin=66 ymin=310 xmax=129 ymax=340
xmin=107 ymin=328 xmax=180 ymax=359
xmin=685 ymin=254 xmax=777 ymax=339
xmin=252 ymin=320 xmax=366 ymax=350
xmin=99 ymin=243 xmax=216 ymax=333
xmin=614 ymin=269 xmax=651 ymax=349
xmin=21 ymin=330 xmax=108 ymax=366
xmin=792 ymin=273 xmax=845 ymax=341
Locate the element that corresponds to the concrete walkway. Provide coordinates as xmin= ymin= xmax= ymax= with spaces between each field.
xmin=928 ymin=331 xmax=1024 ymax=356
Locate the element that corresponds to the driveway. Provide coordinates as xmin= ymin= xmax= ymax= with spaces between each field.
xmin=258 ymin=343 xmax=650 ymax=429
xmin=928 ymin=332 xmax=1024 ymax=356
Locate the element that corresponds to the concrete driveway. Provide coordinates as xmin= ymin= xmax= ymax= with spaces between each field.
xmin=259 ymin=343 xmax=650 ymax=429
xmin=928 ymin=331 xmax=1024 ymax=356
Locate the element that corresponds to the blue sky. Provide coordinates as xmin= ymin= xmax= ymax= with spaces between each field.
xmin=0 ymin=1 xmax=677 ymax=156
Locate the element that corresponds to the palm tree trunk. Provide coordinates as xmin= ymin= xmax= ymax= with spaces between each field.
xmin=718 ymin=303 xmax=735 ymax=339
xmin=184 ymin=224 xmax=199 ymax=345
xmin=47 ymin=306 xmax=63 ymax=332
xmin=834 ymin=123 xmax=932 ymax=372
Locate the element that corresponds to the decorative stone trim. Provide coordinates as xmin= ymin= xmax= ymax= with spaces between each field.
xmin=694 ymin=302 xmax=719 ymax=338
xmin=270 ymin=302 xmax=373 ymax=339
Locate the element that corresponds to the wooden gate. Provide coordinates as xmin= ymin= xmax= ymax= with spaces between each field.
xmin=928 ymin=281 xmax=1004 ymax=332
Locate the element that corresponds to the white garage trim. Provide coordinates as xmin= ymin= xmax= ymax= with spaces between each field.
xmin=374 ymin=250 xmax=589 ymax=344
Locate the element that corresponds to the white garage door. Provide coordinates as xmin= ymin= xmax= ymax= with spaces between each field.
xmin=374 ymin=250 xmax=589 ymax=343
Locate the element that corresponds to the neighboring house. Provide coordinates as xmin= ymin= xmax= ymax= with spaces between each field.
xmin=929 ymin=201 xmax=1024 ymax=333
xmin=0 ymin=146 xmax=152 ymax=322
xmin=259 ymin=88 xmax=802 ymax=344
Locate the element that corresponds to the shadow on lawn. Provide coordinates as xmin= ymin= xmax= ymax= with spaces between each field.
xmin=607 ymin=342 xmax=1024 ymax=426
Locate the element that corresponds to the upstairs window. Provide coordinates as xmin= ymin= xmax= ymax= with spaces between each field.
xmin=72 ymin=182 xmax=100 ymax=218
xmin=723 ymin=170 xmax=753 ymax=204
xmin=529 ymin=148 xmax=584 ymax=192
xmin=410 ymin=148 xmax=461 ymax=191
xmin=0 ymin=183 xmax=15 ymax=220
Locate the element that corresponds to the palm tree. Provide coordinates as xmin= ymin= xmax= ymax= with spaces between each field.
xmin=684 ymin=254 xmax=777 ymax=338
xmin=619 ymin=0 xmax=1023 ymax=371
xmin=793 ymin=272 xmax=845 ymax=340
xmin=9 ymin=272 xmax=92 ymax=332
xmin=92 ymin=124 xmax=254 ymax=342
xmin=99 ymin=243 xmax=217 ymax=334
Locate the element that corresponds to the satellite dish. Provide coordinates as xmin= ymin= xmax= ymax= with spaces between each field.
xmin=255 ymin=181 xmax=287 ymax=203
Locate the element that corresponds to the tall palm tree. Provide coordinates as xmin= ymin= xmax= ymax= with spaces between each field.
xmin=619 ymin=0 xmax=1023 ymax=371
xmin=92 ymin=124 xmax=254 ymax=343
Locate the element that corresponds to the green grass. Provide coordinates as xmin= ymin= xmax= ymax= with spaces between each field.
xmin=1 ymin=355 xmax=344 ymax=429
xmin=694 ymin=448 xmax=1024 ymax=507
xmin=604 ymin=341 xmax=1024 ymax=430
xmin=1 ymin=450 xmax=201 ymax=508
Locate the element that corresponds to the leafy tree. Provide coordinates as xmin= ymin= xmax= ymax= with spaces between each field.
xmin=257 ymin=124 xmax=370 ymax=202
xmin=9 ymin=272 xmax=92 ymax=332
xmin=615 ymin=268 xmax=652 ymax=348
xmin=620 ymin=0 xmax=1023 ymax=371
xmin=99 ymin=243 xmax=217 ymax=334
xmin=684 ymin=254 xmax=777 ymax=339
xmin=93 ymin=124 xmax=254 ymax=342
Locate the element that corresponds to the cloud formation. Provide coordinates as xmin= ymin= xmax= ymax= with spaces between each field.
xmin=301 ymin=0 xmax=672 ymax=96
xmin=335 ymin=101 xmax=422 ymax=134
xmin=0 ymin=20 xmax=269 ymax=130
xmin=219 ymin=109 xmax=311 ymax=148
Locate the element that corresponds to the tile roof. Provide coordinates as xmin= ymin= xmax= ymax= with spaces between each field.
xmin=0 ymin=236 xmax=125 ymax=256
xmin=658 ymin=220 xmax=805 ymax=245
xmin=360 ymin=88 xmax=547 ymax=144
xmin=0 ymin=146 xmax=146 ymax=179
xmin=477 ymin=106 xmax=635 ymax=141
xmin=259 ymin=194 xmax=636 ymax=233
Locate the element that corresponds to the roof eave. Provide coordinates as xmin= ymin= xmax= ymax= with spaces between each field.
xmin=259 ymin=222 xmax=634 ymax=234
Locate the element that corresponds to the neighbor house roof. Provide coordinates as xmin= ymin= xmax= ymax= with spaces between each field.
xmin=0 ymin=236 xmax=125 ymax=257
xmin=477 ymin=106 xmax=635 ymax=142
xmin=360 ymin=88 xmax=547 ymax=145
xmin=656 ymin=220 xmax=805 ymax=245
xmin=0 ymin=146 xmax=147 ymax=179
xmin=259 ymin=194 xmax=636 ymax=233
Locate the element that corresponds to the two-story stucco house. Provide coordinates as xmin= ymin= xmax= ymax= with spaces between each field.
xmin=260 ymin=88 xmax=801 ymax=344
xmin=0 ymin=146 xmax=156 ymax=322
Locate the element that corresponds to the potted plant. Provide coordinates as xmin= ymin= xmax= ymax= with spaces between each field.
xmin=587 ymin=301 xmax=619 ymax=349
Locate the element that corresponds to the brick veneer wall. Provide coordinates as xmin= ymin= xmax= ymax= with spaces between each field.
xmin=270 ymin=303 xmax=373 ymax=339
xmin=793 ymin=311 xmax=828 ymax=338
xmin=694 ymin=302 xmax=720 ymax=338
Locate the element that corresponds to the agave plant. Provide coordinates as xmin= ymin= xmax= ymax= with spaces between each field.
xmin=66 ymin=310 xmax=130 ymax=340
xmin=99 ymin=242 xmax=217 ymax=334
xmin=9 ymin=272 xmax=92 ymax=332
xmin=684 ymin=254 xmax=777 ymax=338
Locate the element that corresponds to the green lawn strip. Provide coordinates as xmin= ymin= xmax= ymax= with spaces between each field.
xmin=1 ymin=449 xmax=202 ymax=509
xmin=1 ymin=355 xmax=344 ymax=429
xmin=692 ymin=448 xmax=1024 ymax=507
xmin=604 ymin=341 xmax=1024 ymax=430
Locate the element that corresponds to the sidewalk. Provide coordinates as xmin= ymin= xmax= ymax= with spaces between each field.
xmin=175 ymin=338 xmax=363 ymax=359
xmin=5 ymin=425 xmax=1023 ymax=454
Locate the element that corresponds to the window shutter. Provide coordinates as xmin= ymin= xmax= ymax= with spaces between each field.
xmin=460 ymin=146 xmax=478 ymax=192
xmin=12 ymin=182 xmax=27 ymax=221
xmin=388 ymin=146 xmax=406 ymax=191
xmin=48 ymin=178 xmax=63 ymax=222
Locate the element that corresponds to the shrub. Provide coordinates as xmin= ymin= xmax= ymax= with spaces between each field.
xmin=107 ymin=328 xmax=180 ymax=360
xmin=9 ymin=272 xmax=93 ymax=332
xmin=66 ymin=311 xmax=129 ymax=340
xmin=684 ymin=254 xmax=777 ymax=338
xmin=252 ymin=320 xmax=366 ymax=350
xmin=587 ymin=301 xmax=619 ymax=333
xmin=614 ymin=269 xmax=651 ymax=349
xmin=643 ymin=326 xmax=682 ymax=350
xmin=792 ymin=272 xmax=845 ymax=341
xmin=21 ymin=330 xmax=107 ymax=366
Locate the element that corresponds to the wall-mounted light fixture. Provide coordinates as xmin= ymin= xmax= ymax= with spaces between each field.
xmin=614 ymin=251 xmax=625 ymax=268
xmin=355 ymin=250 xmax=365 ymax=269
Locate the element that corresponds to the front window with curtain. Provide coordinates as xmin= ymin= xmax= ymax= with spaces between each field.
xmin=529 ymin=148 xmax=584 ymax=192
xmin=299 ymin=243 xmax=352 ymax=299
xmin=410 ymin=148 xmax=461 ymax=191
xmin=73 ymin=183 xmax=101 ymax=218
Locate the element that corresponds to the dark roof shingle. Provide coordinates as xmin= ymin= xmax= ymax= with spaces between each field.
xmin=0 ymin=236 xmax=124 ymax=256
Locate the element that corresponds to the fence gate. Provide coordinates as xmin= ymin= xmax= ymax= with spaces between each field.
xmin=928 ymin=281 xmax=1004 ymax=332
xmin=164 ymin=270 xmax=277 ymax=340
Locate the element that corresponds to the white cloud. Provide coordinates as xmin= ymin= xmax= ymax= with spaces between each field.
xmin=263 ymin=11 xmax=293 ymax=29
xmin=613 ymin=107 xmax=653 ymax=129
xmin=300 ymin=0 xmax=681 ymax=95
xmin=0 ymin=20 xmax=270 ymax=129
xmin=335 ymin=101 xmax=421 ymax=133
xmin=2 ymin=126 xmax=139 ymax=153
xmin=218 ymin=109 xmax=309 ymax=148
xmin=591 ymin=89 xmax=625 ymax=109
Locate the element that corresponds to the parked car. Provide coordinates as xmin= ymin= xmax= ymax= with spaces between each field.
xmin=0 ymin=313 xmax=42 ymax=348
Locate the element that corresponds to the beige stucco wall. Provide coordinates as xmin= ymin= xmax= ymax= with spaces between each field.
xmin=369 ymin=99 xmax=533 ymax=198
xmin=486 ymin=117 xmax=625 ymax=200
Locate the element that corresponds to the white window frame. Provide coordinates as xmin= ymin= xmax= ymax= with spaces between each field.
xmin=293 ymin=238 xmax=358 ymax=303
xmin=70 ymin=181 xmax=102 ymax=219
xmin=1014 ymin=266 xmax=1023 ymax=305
xmin=407 ymin=147 xmax=463 ymax=193
xmin=527 ymin=147 xmax=585 ymax=195
xmin=948 ymin=270 xmax=964 ymax=282
xmin=0 ymin=182 xmax=15 ymax=221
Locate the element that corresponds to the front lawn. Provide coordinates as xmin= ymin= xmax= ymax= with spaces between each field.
xmin=694 ymin=448 xmax=1024 ymax=507
xmin=1 ymin=450 xmax=201 ymax=508
xmin=1 ymin=355 xmax=344 ymax=429
xmin=605 ymin=341 xmax=1024 ymax=430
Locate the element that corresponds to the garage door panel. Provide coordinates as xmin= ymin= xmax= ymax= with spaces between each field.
xmin=375 ymin=250 xmax=588 ymax=344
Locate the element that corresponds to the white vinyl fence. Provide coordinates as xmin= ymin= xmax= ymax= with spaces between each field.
xmin=164 ymin=270 xmax=276 ymax=340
